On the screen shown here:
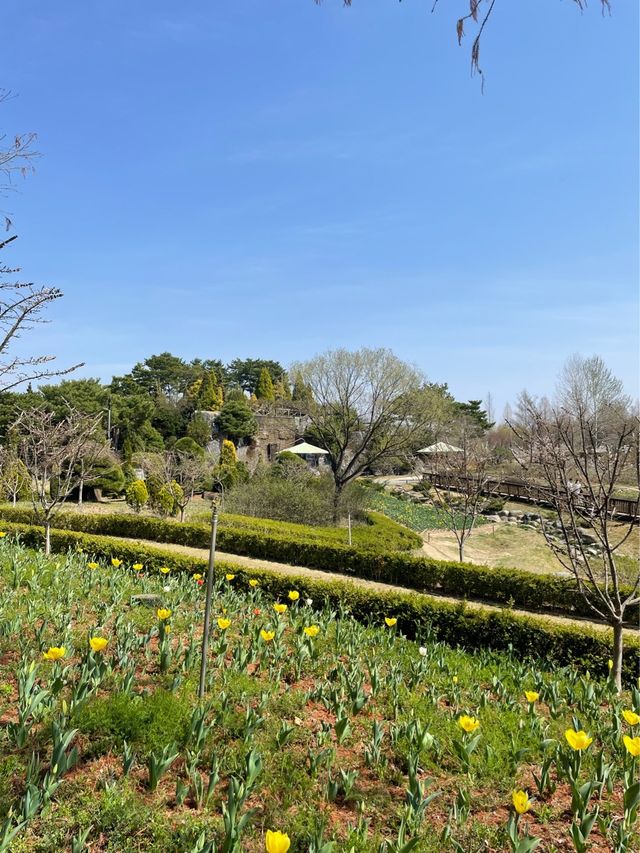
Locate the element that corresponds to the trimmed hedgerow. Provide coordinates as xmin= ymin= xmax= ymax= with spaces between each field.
xmin=0 ymin=506 xmax=421 ymax=553
xmin=1 ymin=521 xmax=637 ymax=686
xmin=0 ymin=507 xmax=635 ymax=624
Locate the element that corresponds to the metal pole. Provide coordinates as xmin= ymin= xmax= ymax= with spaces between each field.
xmin=348 ymin=513 xmax=352 ymax=546
xmin=198 ymin=503 xmax=219 ymax=700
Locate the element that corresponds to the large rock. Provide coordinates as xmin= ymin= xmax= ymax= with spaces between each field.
xmin=576 ymin=528 xmax=598 ymax=545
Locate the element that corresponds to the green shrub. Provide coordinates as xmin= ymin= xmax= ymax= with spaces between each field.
xmin=125 ymin=480 xmax=148 ymax=513
xmin=74 ymin=690 xmax=192 ymax=755
xmin=0 ymin=506 xmax=635 ymax=624
xmin=173 ymin=436 xmax=205 ymax=458
xmin=151 ymin=481 xmax=183 ymax=517
xmin=3 ymin=520 xmax=637 ymax=685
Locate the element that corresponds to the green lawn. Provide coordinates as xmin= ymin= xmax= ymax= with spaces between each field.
xmin=366 ymin=490 xmax=486 ymax=533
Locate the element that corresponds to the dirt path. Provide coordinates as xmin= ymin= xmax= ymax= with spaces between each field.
xmin=125 ymin=537 xmax=627 ymax=635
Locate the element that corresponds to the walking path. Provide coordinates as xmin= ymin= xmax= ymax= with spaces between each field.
xmin=125 ymin=536 xmax=627 ymax=636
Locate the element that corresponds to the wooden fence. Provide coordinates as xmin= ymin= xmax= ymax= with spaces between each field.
xmin=423 ymin=473 xmax=639 ymax=520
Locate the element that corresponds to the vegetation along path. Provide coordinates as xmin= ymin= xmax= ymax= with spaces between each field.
xmin=126 ymin=536 xmax=622 ymax=635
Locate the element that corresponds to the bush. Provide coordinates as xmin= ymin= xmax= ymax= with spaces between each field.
xmin=224 ymin=467 xmax=367 ymax=527
xmin=125 ymin=480 xmax=148 ymax=513
xmin=74 ymin=690 xmax=192 ymax=754
xmin=215 ymin=399 xmax=257 ymax=444
xmin=0 ymin=506 xmax=635 ymax=625
xmin=220 ymin=439 xmax=237 ymax=467
xmin=152 ymin=481 xmax=182 ymax=517
xmin=480 ymin=496 xmax=506 ymax=514
xmin=2 ymin=520 xmax=637 ymax=685
xmin=173 ymin=437 xmax=205 ymax=458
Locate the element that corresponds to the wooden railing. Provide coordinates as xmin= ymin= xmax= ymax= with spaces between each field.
xmin=423 ymin=473 xmax=639 ymax=520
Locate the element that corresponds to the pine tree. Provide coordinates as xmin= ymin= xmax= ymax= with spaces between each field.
xmin=197 ymin=372 xmax=223 ymax=411
xmin=255 ymin=367 xmax=275 ymax=401
xmin=274 ymin=376 xmax=292 ymax=400
xmin=292 ymin=372 xmax=313 ymax=405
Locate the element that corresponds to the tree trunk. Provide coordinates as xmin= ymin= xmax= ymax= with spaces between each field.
xmin=44 ymin=521 xmax=51 ymax=556
xmin=78 ymin=477 xmax=83 ymax=506
xmin=612 ymin=620 xmax=624 ymax=693
xmin=12 ymin=493 xmax=17 ymax=506
xmin=180 ymin=506 xmax=185 ymax=523
xmin=458 ymin=538 xmax=465 ymax=563
xmin=332 ymin=483 xmax=343 ymax=525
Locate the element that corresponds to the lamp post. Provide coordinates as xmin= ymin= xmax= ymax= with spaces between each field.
xmin=198 ymin=500 xmax=220 ymax=699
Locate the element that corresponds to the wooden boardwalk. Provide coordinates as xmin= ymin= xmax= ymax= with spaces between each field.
xmin=423 ymin=473 xmax=639 ymax=520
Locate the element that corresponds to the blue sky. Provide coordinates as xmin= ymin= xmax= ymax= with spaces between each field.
xmin=2 ymin=1 xmax=638 ymax=415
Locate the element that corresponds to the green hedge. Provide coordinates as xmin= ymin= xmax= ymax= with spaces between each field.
xmin=0 ymin=506 xmax=420 ymax=553
xmin=0 ymin=507 xmax=636 ymax=625
xmin=2 ymin=521 xmax=638 ymax=686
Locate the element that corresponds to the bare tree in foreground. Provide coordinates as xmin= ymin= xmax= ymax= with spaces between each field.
xmin=331 ymin=2 xmax=611 ymax=84
xmin=0 ymin=242 xmax=82 ymax=392
xmin=14 ymin=407 xmax=109 ymax=553
xmin=0 ymin=91 xmax=81 ymax=390
xmin=510 ymin=395 xmax=639 ymax=691
xmin=421 ymin=436 xmax=495 ymax=562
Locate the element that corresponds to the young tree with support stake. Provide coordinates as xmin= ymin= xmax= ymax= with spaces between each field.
xmin=14 ymin=407 xmax=109 ymax=553
xmin=420 ymin=434 xmax=495 ymax=563
xmin=509 ymin=382 xmax=639 ymax=692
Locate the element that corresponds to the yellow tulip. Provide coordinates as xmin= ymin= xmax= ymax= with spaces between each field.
xmin=458 ymin=715 xmax=480 ymax=733
xmin=512 ymin=790 xmax=532 ymax=815
xmin=384 ymin=617 xmax=397 ymax=627
xmin=89 ymin=637 xmax=108 ymax=653
xmin=157 ymin=608 xmax=172 ymax=621
xmin=132 ymin=563 xmax=143 ymax=571
xmin=452 ymin=675 xmax=459 ymax=685
xmin=607 ymin=659 xmax=614 ymax=671
xmin=159 ymin=566 xmax=170 ymax=574
xmin=273 ymin=603 xmax=288 ymax=614
xmin=622 ymin=710 xmax=640 ymax=727
xmin=249 ymin=579 xmax=259 ymax=587
xmin=565 ymin=729 xmax=593 ymax=751
xmin=226 ymin=573 xmax=235 ymax=581
xmin=265 ymin=830 xmax=290 ymax=853
xmin=217 ymin=618 xmax=231 ymax=630
xmin=260 ymin=630 xmax=275 ymax=642
xmin=193 ymin=573 xmax=203 ymax=581
xmin=524 ymin=691 xmax=539 ymax=703
xmin=623 ymin=735 xmax=640 ymax=757
xmin=43 ymin=646 xmax=66 ymax=661
xmin=303 ymin=625 xmax=320 ymax=638
xmin=0 ymin=532 xmax=6 ymax=538
xmin=111 ymin=558 xmax=122 ymax=568
xmin=288 ymin=590 xmax=300 ymax=601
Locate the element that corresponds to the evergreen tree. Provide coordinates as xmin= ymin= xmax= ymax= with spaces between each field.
xmin=274 ymin=376 xmax=292 ymax=401
xmin=255 ymin=367 xmax=275 ymax=401
xmin=197 ymin=372 xmax=223 ymax=410
xmin=220 ymin=439 xmax=237 ymax=467
xmin=187 ymin=414 xmax=212 ymax=448
xmin=292 ymin=372 xmax=314 ymax=405
xmin=454 ymin=400 xmax=495 ymax=433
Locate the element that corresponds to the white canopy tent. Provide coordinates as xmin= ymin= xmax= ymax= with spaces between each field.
xmin=278 ymin=441 xmax=329 ymax=456
xmin=416 ymin=442 xmax=463 ymax=455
